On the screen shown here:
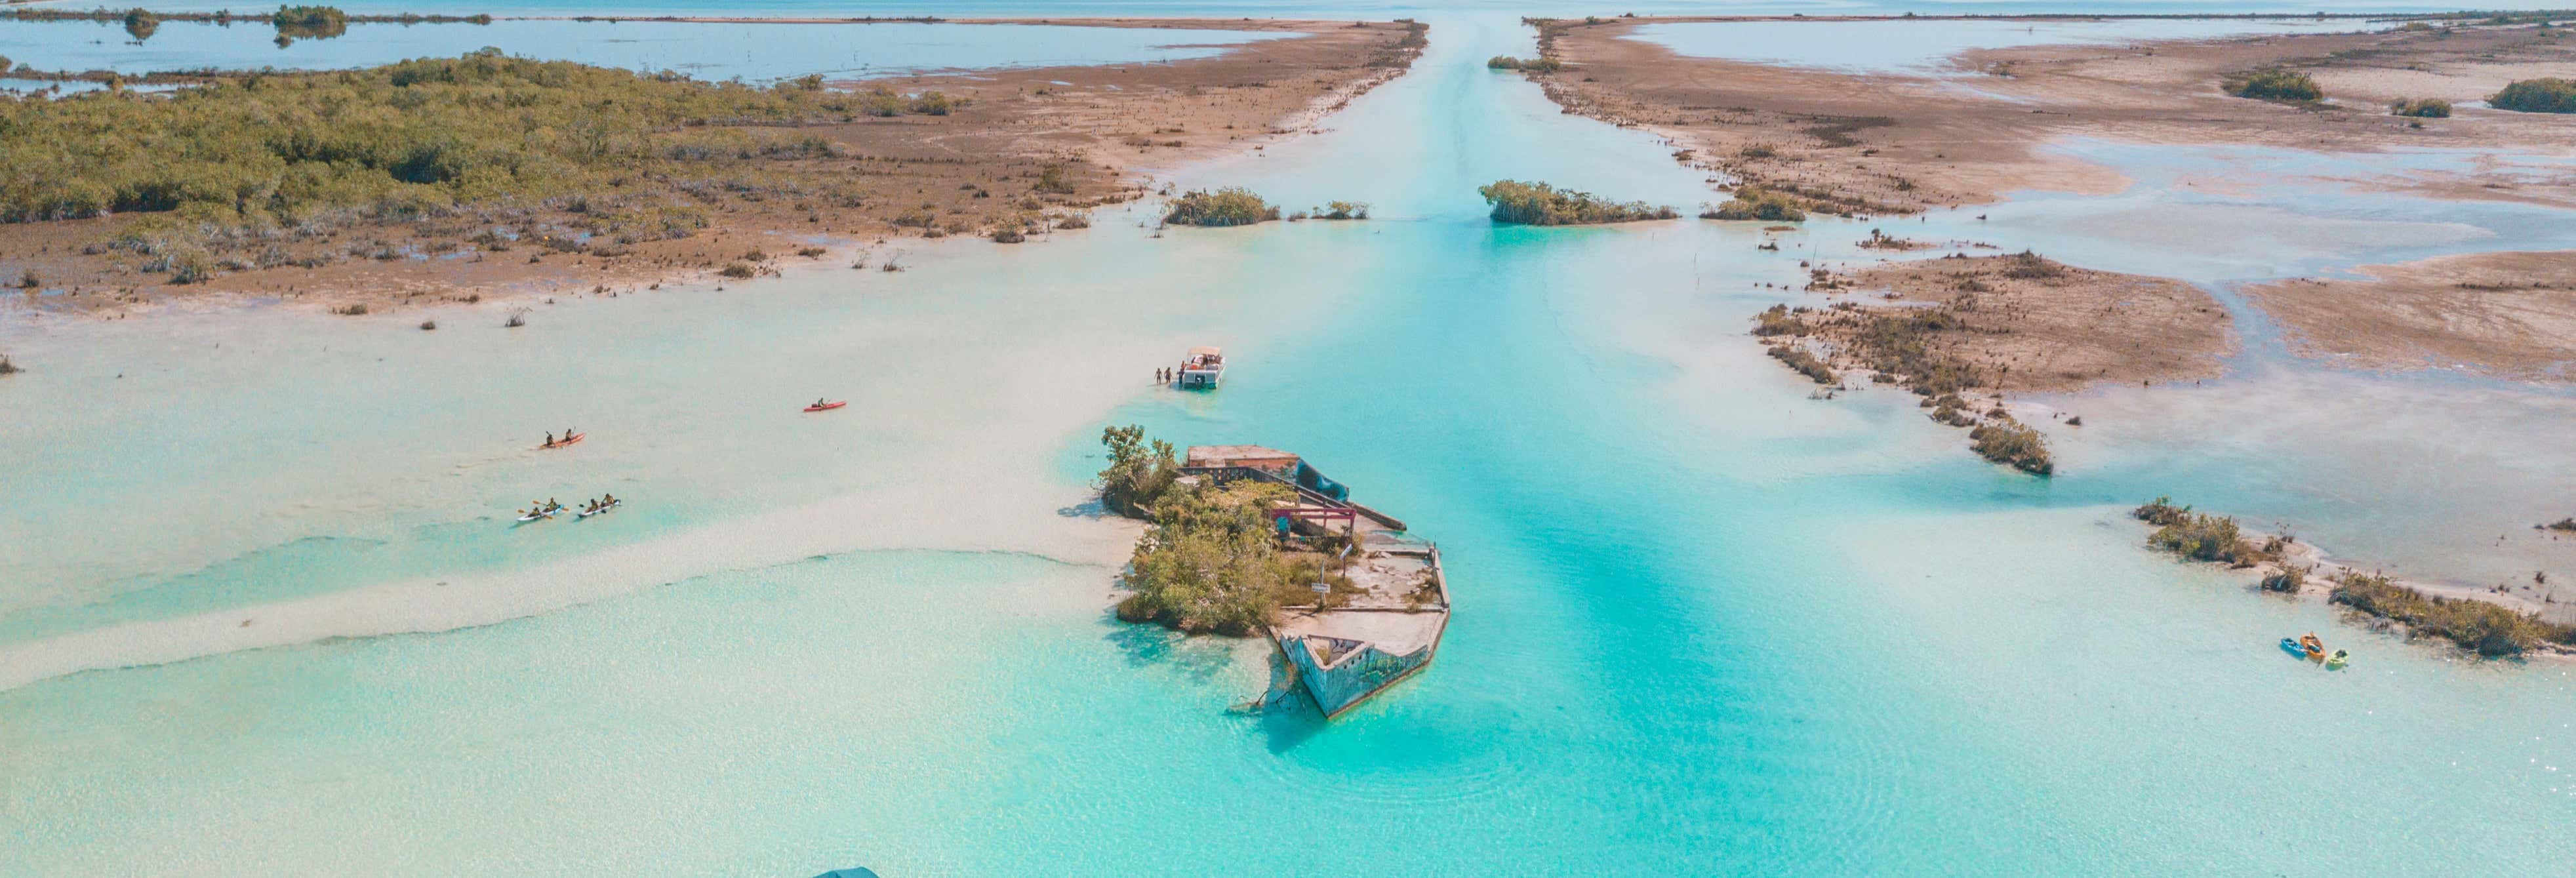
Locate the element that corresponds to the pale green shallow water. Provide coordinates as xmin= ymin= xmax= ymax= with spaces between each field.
xmin=7 ymin=7 xmax=2576 ymax=876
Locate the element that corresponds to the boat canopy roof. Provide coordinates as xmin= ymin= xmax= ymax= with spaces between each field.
xmin=1186 ymin=346 xmax=1222 ymax=357
xmin=1186 ymin=445 xmax=1298 ymax=469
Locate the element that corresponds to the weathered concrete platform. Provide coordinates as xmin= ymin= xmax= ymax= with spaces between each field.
xmin=1272 ymin=543 xmax=1450 ymax=719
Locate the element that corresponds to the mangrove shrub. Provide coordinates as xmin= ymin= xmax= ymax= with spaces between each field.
xmin=1163 ymin=188 xmax=1279 ymax=227
xmin=2227 ymin=69 xmax=2322 ymax=102
xmin=1478 ymin=179 xmax=1676 ymax=226
xmin=1097 ymin=424 xmax=1180 ymax=515
xmin=1969 ymin=418 xmax=2053 ymax=475
xmin=1706 ymin=188 xmax=1805 ymax=222
xmin=2331 ymin=571 xmax=2575 ymax=656
xmin=272 ymin=5 xmax=349 ymax=39
xmin=2491 ymin=78 xmax=2576 ymax=113
xmin=1117 ymin=479 xmax=1302 ymax=635
xmin=2388 ymin=97 xmax=2452 ymax=117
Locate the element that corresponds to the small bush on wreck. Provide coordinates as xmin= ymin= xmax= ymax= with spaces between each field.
xmin=1117 ymin=479 xmax=1298 ymax=635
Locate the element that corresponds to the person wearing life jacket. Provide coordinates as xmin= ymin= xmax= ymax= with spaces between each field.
xmin=544 ymin=432 xmax=555 ymax=447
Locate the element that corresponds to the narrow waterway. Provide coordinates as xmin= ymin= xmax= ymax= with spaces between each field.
xmin=6 ymin=7 xmax=2576 ymax=876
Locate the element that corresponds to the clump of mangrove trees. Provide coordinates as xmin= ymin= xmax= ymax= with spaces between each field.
xmin=2388 ymin=97 xmax=2451 ymax=117
xmin=2490 ymin=77 xmax=2576 ymax=113
xmin=2226 ymin=68 xmax=2322 ymax=102
xmin=1097 ymin=424 xmax=1181 ymax=516
xmin=1477 ymin=179 xmax=1676 ymax=226
xmin=1097 ymin=424 xmax=1311 ymax=636
xmin=2330 ymin=570 xmax=2575 ymax=657
xmin=1484 ymin=55 xmax=1561 ymax=73
xmin=2129 ymin=496 xmax=2576 ymax=657
xmin=1163 ymin=187 xmax=1279 ymax=227
xmin=1316 ymin=200 xmax=1369 ymax=220
xmin=1968 ymin=418 xmax=2053 ymax=476
xmin=2133 ymin=498 xmax=2282 ymax=567
xmin=1704 ymin=188 xmax=1805 ymax=222
xmin=272 ymin=5 xmax=350 ymax=39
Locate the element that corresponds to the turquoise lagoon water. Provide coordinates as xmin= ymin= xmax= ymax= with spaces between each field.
xmin=0 ymin=18 xmax=1286 ymax=81
xmin=9 ymin=7 xmax=2576 ymax=876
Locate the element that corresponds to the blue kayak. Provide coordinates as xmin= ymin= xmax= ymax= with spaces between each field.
xmin=2278 ymin=637 xmax=2308 ymax=657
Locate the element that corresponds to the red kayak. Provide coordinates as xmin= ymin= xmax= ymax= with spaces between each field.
xmin=804 ymin=401 xmax=847 ymax=412
xmin=539 ymin=432 xmax=585 ymax=450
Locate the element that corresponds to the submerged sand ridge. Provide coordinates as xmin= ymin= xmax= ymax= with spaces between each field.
xmin=2245 ymin=250 xmax=2576 ymax=380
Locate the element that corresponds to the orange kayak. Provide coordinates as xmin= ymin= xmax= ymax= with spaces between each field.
xmin=540 ymin=432 xmax=586 ymax=450
xmin=804 ymin=401 xmax=847 ymax=412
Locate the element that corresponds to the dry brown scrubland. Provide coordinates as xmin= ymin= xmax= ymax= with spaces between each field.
xmin=0 ymin=19 xmax=1424 ymax=317
xmin=1530 ymin=15 xmax=2576 ymax=216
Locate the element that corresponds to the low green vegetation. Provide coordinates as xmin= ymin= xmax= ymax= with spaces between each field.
xmin=1765 ymin=344 xmax=1836 ymax=385
xmin=1477 ymin=179 xmax=1676 ymax=226
xmin=2490 ymin=77 xmax=2576 ymax=113
xmin=6 ymin=5 xmax=493 ymax=43
xmin=2261 ymin=565 xmax=2307 ymax=593
xmin=1968 ymin=418 xmax=2053 ymax=476
xmin=2133 ymin=497 xmax=2281 ymax=567
xmin=1096 ymin=424 xmax=1322 ymax=636
xmin=1751 ymin=303 xmax=1808 ymax=337
xmin=1484 ymin=55 xmax=1561 ymax=73
xmin=2330 ymin=571 xmax=2575 ymax=657
xmin=1115 ymin=477 xmax=1306 ymax=635
xmin=2388 ymin=97 xmax=2452 ymax=117
xmin=271 ymin=5 xmax=350 ymax=39
xmin=2133 ymin=497 xmax=2575 ymax=657
xmin=122 ymin=9 xmax=159 ymax=41
xmin=2545 ymin=517 xmax=2576 ymax=532
xmin=1096 ymin=424 xmax=1180 ymax=516
xmin=1703 ymin=187 xmax=1806 ymax=222
xmin=1317 ymin=200 xmax=1369 ymax=220
xmin=1162 ymin=187 xmax=1279 ymax=227
xmin=2226 ymin=68 xmax=2322 ymax=102
xmin=0 ymin=50 xmax=938 ymax=280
